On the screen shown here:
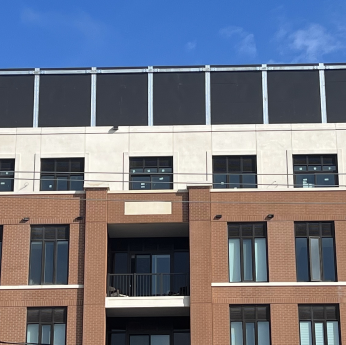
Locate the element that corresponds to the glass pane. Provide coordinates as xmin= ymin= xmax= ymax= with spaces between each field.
xmin=213 ymin=174 xmax=227 ymax=188
xmin=44 ymin=242 xmax=54 ymax=284
xmin=41 ymin=159 xmax=55 ymax=172
xmin=29 ymin=242 xmax=42 ymax=284
xmin=42 ymin=324 xmax=51 ymax=344
xmin=130 ymin=176 xmax=150 ymax=190
xmin=144 ymin=158 xmax=157 ymax=167
xmin=231 ymin=322 xmax=243 ymax=345
xmin=114 ymin=253 xmax=128 ymax=274
xmin=242 ymin=174 xmax=256 ymax=188
xmin=0 ymin=178 xmax=13 ymax=191
xmin=70 ymin=160 xmax=84 ymax=172
xmin=41 ymin=175 xmax=55 ymax=191
xmin=228 ymin=158 xmax=241 ymax=172
xmin=254 ymin=238 xmax=267 ymax=282
xmin=258 ymin=322 xmax=270 ymax=345
xmin=308 ymin=165 xmax=322 ymax=172
xmin=173 ymin=252 xmax=189 ymax=294
xmin=243 ymin=239 xmax=253 ymax=281
xmin=174 ymin=333 xmax=190 ymax=345
xmin=245 ymin=323 xmax=255 ymax=345
xmin=213 ymin=158 xmax=227 ymax=173
xmin=56 ymin=241 xmax=68 ymax=284
xmin=56 ymin=161 xmax=69 ymax=172
xmin=130 ymin=158 xmax=143 ymax=168
xmin=293 ymin=156 xmax=307 ymax=165
xmin=152 ymin=255 xmax=170 ymax=295
xmin=300 ymin=321 xmax=312 ymax=345
xmin=56 ymin=176 xmax=68 ymax=191
xmin=152 ymin=175 xmax=172 ymax=190
xmin=327 ymin=321 xmax=340 ymax=345
xmin=242 ymin=157 xmax=256 ymax=172
xmin=130 ymin=335 xmax=150 ymax=345
xmin=314 ymin=323 xmax=324 ymax=345
xmin=136 ymin=255 xmax=151 ymax=273
xmin=53 ymin=324 xmax=66 ymax=345
xmin=144 ymin=167 xmax=158 ymax=173
xmin=159 ymin=167 xmax=172 ymax=173
xmin=316 ymin=174 xmax=337 ymax=187
xmin=295 ymin=174 xmax=315 ymax=188
xmin=110 ymin=333 xmax=126 ymax=345
xmin=322 ymin=238 xmax=336 ymax=281
xmin=308 ymin=156 xmax=321 ymax=165
xmin=296 ymin=238 xmax=309 ymax=281
xmin=228 ymin=174 xmax=241 ymax=189
xmin=151 ymin=335 xmax=170 ymax=345
xmin=27 ymin=324 xmax=39 ymax=343
xmin=294 ymin=166 xmax=307 ymax=172
xmin=159 ymin=157 xmax=172 ymax=167
xmin=70 ymin=175 xmax=84 ymax=191
xmin=229 ymin=239 xmax=241 ymax=282
xmin=310 ymin=238 xmax=321 ymax=281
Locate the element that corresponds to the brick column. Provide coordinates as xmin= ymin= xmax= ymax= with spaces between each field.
xmin=188 ymin=185 xmax=212 ymax=345
xmin=82 ymin=188 xmax=108 ymax=345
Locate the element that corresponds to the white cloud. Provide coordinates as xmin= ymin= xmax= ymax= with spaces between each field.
xmin=185 ymin=41 xmax=197 ymax=51
xmin=219 ymin=26 xmax=257 ymax=57
xmin=275 ymin=23 xmax=343 ymax=62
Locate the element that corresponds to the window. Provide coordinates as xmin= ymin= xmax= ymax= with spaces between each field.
xmin=213 ymin=156 xmax=257 ymax=189
xmin=293 ymin=155 xmax=338 ymax=188
xmin=228 ymin=223 xmax=268 ymax=282
xmin=27 ymin=307 xmax=66 ymax=345
xmin=230 ymin=305 xmax=271 ymax=345
xmin=299 ymin=305 xmax=340 ymax=345
xmin=40 ymin=158 xmax=84 ymax=191
xmin=0 ymin=159 xmax=14 ymax=191
xmin=29 ymin=226 xmax=69 ymax=285
xmin=295 ymin=222 xmax=336 ymax=282
xmin=129 ymin=157 xmax=173 ymax=190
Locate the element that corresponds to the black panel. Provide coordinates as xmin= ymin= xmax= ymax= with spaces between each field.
xmin=39 ymin=75 xmax=91 ymax=127
xmin=153 ymin=73 xmax=205 ymax=125
xmin=268 ymin=71 xmax=321 ymax=123
xmin=0 ymin=76 xmax=34 ymax=127
xmin=211 ymin=72 xmax=263 ymax=124
xmin=325 ymin=70 xmax=346 ymax=123
xmin=96 ymin=74 xmax=148 ymax=126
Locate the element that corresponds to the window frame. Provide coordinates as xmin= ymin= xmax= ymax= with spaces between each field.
xmin=295 ymin=222 xmax=337 ymax=282
xmin=0 ymin=159 xmax=15 ymax=192
xmin=26 ymin=307 xmax=67 ymax=345
xmin=298 ymin=304 xmax=341 ymax=345
xmin=40 ymin=158 xmax=84 ymax=191
xmin=228 ymin=223 xmax=268 ymax=283
xmin=129 ymin=157 xmax=173 ymax=190
xmin=29 ymin=225 xmax=69 ymax=285
xmin=293 ymin=154 xmax=338 ymax=188
xmin=230 ymin=305 xmax=271 ymax=345
xmin=213 ymin=155 xmax=257 ymax=189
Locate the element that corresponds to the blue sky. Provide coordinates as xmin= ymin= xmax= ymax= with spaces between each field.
xmin=1 ymin=0 xmax=346 ymax=68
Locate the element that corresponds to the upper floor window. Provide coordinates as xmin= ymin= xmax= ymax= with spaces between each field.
xmin=299 ymin=305 xmax=340 ymax=345
xmin=228 ymin=223 xmax=267 ymax=282
xmin=230 ymin=305 xmax=271 ymax=345
xmin=213 ymin=156 xmax=257 ymax=189
xmin=0 ymin=159 xmax=14 ymax=192
xmin=295 ymin=222 xmax=336 ymax=282
xmin=27 ymin=307 xmax=66 ymax=345
xmin=40 ymin=158 xmax=84 ymax=191
xmin=293 ymin=155 xmax=338 ymax=188
xmin=29 ymin=225 xmax=69 ymax=285
xmin=129 ymin=157 xmax=173 ymax=190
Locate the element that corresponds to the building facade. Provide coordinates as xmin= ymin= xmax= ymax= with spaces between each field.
xmin=0 ymin=64 xmax=346 ymax=345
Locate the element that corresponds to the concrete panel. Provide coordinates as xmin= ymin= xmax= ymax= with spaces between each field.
xmin=211 ymin=130 xmax=256 ymax=152
xmin=0 ymin=135 xmax=16 ymax=154
xmin=41 ymin=134 xmax=86 ymax=154
xmin=129 ymin=131 xmax=173 ymax=153
xmin=292 ymin=130 xmax=337 ymax=151
xmin=124 ymin=201 xmax=172 ymax=215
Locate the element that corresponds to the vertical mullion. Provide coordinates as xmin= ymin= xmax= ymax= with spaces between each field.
xmin=319 ymin=63 xmax=327 ymax=123
xmin=252 ymin=229 xmax=256 ymax=282
xmin=262 ymin=65 xmax=269 ymax=124
xmin=240 ymin=236 xmax=244 ymax=282
xmin=41 ymin=239 xmax=45 ymax=284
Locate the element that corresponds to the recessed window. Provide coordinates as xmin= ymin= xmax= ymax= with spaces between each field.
xmin=40 ymin=158 xmax=84 ymax=191
xmin=228 ymin=223 xmax=268 ymax=282
xmin=0 ymin=159 xmax=15 ymax=192
xmin=27 ymin=307 xmax=66 ymax=345
xmin=129 ymin=157 xmax=173 ymax=190
xmin=213 ymin=156 xmax=257 ymax=189
xmin=299 ymin=305 xmax=340 ymax=345
xmin=230 ymin=305 xmax=271 ymax=345
xmin=293 ymin=155 xmax=338 ymax=188
xmin=29 ymin=226 xmax=69 ymax=285
xmin=295 ymin=222 xmax=336 ymax=282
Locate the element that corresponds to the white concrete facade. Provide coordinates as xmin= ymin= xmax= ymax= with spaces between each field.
xmin=1 ymin=123 xmax=346 ymax=192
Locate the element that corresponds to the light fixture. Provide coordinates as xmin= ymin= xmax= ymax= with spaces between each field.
xmin=214 ymin=214 xmax=222 ymax=220
xmin=75 ymin=216 xmax=84 ymax=221
xmin=112 ymin=125 xmax=119 ymax=131
xmin=265 ymin=214 xmax=274 ymax=220
xmin=21 ymin=217 xmax=30 ymax=222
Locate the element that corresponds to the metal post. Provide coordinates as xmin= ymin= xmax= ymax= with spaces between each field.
xmin=90 ymin=67 xmax=97 ymax=126
xmin=205 ymin=65 xmax=211 ymax=125
xmin=262 ymin=64 xmax=269 ymax=124
xmin=33 ymin=68 xmax=40 ymax=128
xmin=148 ymin=66 xmax=154 ymax=126
xmin=133 ymin=273 xmax=137 ymax=296
xmin=319 ymin=63 xmax=327 ymax=123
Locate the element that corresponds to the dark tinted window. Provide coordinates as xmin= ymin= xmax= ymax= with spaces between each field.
xmin=0 ymin=159 xmax=15 ymax=192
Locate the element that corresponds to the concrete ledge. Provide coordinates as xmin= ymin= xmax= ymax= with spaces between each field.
xmin=105 ymin=296 xmax=190 ymax=308
xmin=0 ymin=284 xmax=84 ymax=290
xmin=124 ymin=201 xmax=172 ymax=215
xmin=212 ymin=282 xmax=346 ymax=287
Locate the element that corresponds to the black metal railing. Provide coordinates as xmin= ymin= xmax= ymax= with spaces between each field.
xmin=107 ymin=273 xmax=190 ymax=297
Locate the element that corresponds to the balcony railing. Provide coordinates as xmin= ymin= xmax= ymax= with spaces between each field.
xmin=107 ymin=273 xmax=190 ymax=297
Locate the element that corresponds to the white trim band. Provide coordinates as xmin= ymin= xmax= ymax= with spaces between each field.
xmin=212 ymin=282 xmax=346 ymax=287
xmin=0 ymin=284 xmax=84 ymax=290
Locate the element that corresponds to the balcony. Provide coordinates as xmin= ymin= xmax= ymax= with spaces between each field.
xmin=107 ymin=273 xmax=189 ymax=297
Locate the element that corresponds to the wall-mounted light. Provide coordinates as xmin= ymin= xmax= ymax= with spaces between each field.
xmin=75 ymin=216 xmax=84 ymax=221
xmin=214 ymin=214 xmax=222 ymax=220
xmin=265 ymin=214 xmax=274 ymax=220
xmin=21 ymin=217 xmax=30 ymax=222
xmin=112 ymin=125 xmax=119 ymax=131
